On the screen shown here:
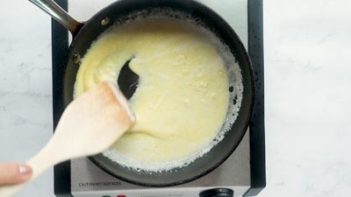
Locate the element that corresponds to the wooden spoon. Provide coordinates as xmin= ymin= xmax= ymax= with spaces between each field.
xmin=0 ymin=81 xmax=135 ymax=196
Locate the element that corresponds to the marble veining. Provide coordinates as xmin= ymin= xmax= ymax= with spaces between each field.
xmin=0 ymin=1 xmax=54 ymax=196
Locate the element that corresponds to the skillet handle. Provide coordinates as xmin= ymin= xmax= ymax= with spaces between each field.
xmin=29 ymin=0 xmax=83 ymax=36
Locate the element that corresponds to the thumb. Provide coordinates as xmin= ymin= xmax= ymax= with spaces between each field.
xmin=0 ymin=163 xmax=32 ymax=185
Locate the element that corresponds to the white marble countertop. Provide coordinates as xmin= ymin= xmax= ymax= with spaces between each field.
xmin=0 ymin=0 xmax=350 ymax=196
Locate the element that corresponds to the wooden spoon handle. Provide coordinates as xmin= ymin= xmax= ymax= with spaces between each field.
xmin=0 ymin=148 xmax=59 ymax=196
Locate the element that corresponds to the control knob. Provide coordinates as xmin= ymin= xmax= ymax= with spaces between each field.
xmin=199 ymin=188 xmax=234 ymax=197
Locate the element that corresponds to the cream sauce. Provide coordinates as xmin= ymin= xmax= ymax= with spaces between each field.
xmin=74 ymin=18 xmax=229 ymax=170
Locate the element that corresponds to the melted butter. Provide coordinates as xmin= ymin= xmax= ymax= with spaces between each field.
xmin=74 ymin=18 xmax=229 ymax=169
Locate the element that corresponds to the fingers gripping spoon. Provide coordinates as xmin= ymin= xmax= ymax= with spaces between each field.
xmin=0 ymin=81 xmax=135 ymax=196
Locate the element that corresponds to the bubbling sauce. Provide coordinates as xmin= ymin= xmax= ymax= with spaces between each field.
xmin=74 ymin=18 xmax=232 ymax=171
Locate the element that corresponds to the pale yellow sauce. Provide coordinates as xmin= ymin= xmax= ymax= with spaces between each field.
xmin=74 ymin=18 xmax=229 ymax=169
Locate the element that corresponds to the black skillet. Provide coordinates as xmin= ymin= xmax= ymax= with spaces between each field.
xmin=30 ymin=0 xmax=254 ymax=187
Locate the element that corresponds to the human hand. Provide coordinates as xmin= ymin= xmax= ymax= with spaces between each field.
xmin=0 ymin=163 xmax=32 ymax=186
